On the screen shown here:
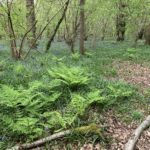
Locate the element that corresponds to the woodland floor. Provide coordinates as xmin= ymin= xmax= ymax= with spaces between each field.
xmin=1 ymin=40 xmax=150 ymax=150
xmin=82 ymin=60 xmax=150 ymax=150
xmin=113 ymin=61 xmax=150 ymax=90
xmin=30 ymin=60 xmax=150 ymax=149
xmin=42 ymin=61 xmax=150 ymax=150
xmin=107 ymin=61 xmax=150 ymax=150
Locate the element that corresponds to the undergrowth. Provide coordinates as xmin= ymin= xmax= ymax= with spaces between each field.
xmin=0 ymin=41 xmax=148 ymax=149
xmin=0 ymin=61 xmax=136 ymax=149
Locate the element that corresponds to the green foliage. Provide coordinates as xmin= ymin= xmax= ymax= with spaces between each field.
xmin=48 ymin=63 xmax=89 ymax=88
xmin=123 ymin=48 xmax=138 ymax=59
xmin=0 ymin=60 xmax=136 ymax=148
xmin=71 ymin=53 xmax=81 ymax=61
xmin=1 ymin=41 xmax=147 ymax=148
xmin=99 ymin=81 xmax=134 ymax=107
xmin=85 ymin=51 xmax=94 ymax=57
xmin=132 ymin=111 xmax=143 ymax=120
xmin=0 ymin=64 xmax=90 ymax=145
xmin=51 ymin=55 xmax=66 ymax=62
xmin=64 ymin=90 xmax=102 ymax=124
xmin=0 ymin=80 xmax=62 ymax=140
xmin=0 ymin=0 xmax=150 ymax=147
xmin=42 ymin=111 xmax=66 ymax=129
xmin=0 ymin=61 xmax=33 ymax=87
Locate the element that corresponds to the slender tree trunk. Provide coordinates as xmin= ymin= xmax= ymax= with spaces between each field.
xmin=92 ymin=33 xmax=96 ymax=49
xmin=70 ymin=42 xmax=75 ymax=53
xmin=101 ymin=21 xmax=107 ymax=41
xmin=116 ymin=0 xmax=126 ymax=41
xmin=45 ymin=0 xmax=70 ymax=52
xmin=134 ymin=28 xmax=144 ymax=46
xmin=26 ymin=0 xmax=37 ymax=49
xmin=144 ymin=25 xmax=150 ymax=45
xmin=79 ymin=0 xmax=85 ymax=55
xmin=7 ymin=2 xmax=20 ymax=59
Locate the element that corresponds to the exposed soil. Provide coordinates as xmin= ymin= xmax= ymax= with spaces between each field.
xmin=80 ymin=111 xmax=150 ymax=150
xmin=113 ymin=61 xmax=150 ymax=90
xmin=103 ymin=111 xmax=150 ymax=150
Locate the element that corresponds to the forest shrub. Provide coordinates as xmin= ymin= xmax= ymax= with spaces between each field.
xmin=123 ymin=48 xmax=138 ymax=59
xmin=0 ymin=63 xmax=135 ymax=148
xmin=48 ymin=63 xmax=89 ymax=88
xmin=71 ymin=53 xmax=81 ymax=60
xmin=100 ymin=81 xmax=134 ymax=107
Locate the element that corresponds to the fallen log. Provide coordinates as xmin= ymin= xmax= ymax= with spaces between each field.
xmin=124 ymin=115 xmax=150 ymax=150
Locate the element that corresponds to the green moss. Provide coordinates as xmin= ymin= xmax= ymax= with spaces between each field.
xmin=74 ymin=124 xmax=101 ymax=135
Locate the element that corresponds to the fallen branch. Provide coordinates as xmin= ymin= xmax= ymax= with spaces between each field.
xmin=7 ymin=130 xmax=71 ymax=150
xmin=124 ymin=115 xmax=150 ymax=150
xmin=8 ymin=124 xmax=100 ymax=150
xmin=21 ymin=130 xmax=71 ymax=150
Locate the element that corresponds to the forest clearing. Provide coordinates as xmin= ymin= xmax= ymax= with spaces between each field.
xmin=0 ymin=0 xmax=150 ymax=150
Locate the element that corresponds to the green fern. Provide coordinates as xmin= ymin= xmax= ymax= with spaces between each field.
xmin=101 ymin=82 xmax=134 ymax=106
xmin=12 ymin=117 xmax=42 ymax=138
xmin=0 ymin=80 xmax=62 ymax=139
xmin=42 ymin=111 xmax=66 ymax=129
xmin=48 ymin=64 xmax=89 ymax=88
xmin=64 ymin=90 xmax=102 ymax=125
xmin=71 ymin=53 xmax=80 ymax=60
xmin=0 ymin=64 xmax=135 ymax=147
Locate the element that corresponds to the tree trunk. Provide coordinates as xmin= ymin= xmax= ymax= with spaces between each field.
xmin=7 ymin=2 xmax=20 ymax=59
xmin=144 ymin=25 xmax=150 ymax=45
xmin=101 ymin=21 xmax=107 ymax=41
xmin=64 ymin=3 xmax=79 ymax=54
xmin=116 ymin=1 xmax=126 ymax=41
xmin=70 ymin=42 xmax=75 ymax=53
xmin=79 ymin=0 xmax=85 ymax=55
xmin=45 ymin=0 xmax=70 ymax=52
xmin=26 ymin=0 xmax=37 ymax=49
xmin=134 ymin=28 xmax=144 ymax=46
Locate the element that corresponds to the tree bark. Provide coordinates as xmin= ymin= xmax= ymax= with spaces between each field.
xmin=45 ymin=0 xmax=70 ymax=52
xmin=116 ymin=0 xmax=126 ymax=41
xmin=26 ymin=0 xmax=37 ymax=49
xmin=64 ymin=6 xmax=79 ymax=54
xmin=7 ymin=1 xmax=20 ymax=59
xmin=79 ymin=0 xmax=85 ymax=55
